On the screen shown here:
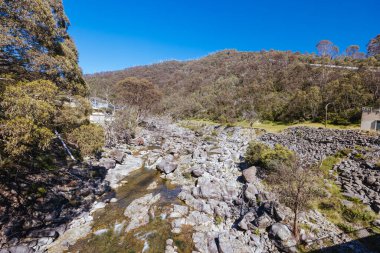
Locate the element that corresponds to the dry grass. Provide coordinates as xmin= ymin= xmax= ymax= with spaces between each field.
xmin=181 ymin=119 xmax=360 ymax=133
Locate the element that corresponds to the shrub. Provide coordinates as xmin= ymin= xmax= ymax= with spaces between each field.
xmin=67 ymin=124 xmax=105 ymax=157
xmin=245 ymin=141 xmax=270 ymax=165
xmin=337 ymin=223 xmax=355 ymax=233
xmin=105 ymin=107 xmax=139 ymax=145
xmin=342 ymin=206 xmax=374 ymax=223
xmin=245 ymin=141 xmax=294 ymax=170
xmin=214 ymin=216 xmax=224 ymax=225
xmin=261 ymin=144 xmax=295 ymax=170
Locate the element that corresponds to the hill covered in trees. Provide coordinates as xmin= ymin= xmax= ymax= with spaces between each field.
xmin=86 ymin=39 xmax=380 ymax=125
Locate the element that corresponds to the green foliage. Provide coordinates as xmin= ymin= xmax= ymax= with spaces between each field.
xmin=245 ymin=141 xmax=270 ymax=165
xmin=113 ymin=77 xmax=162 ymax=112
xmin=0 ymin=1 xmax=90 ymax=164
xmin=337 ymin=223 xmax=356 ymax=233
xmin=0 ymin=80 xmax=58 ymax=158
xmin=0 ymin=0 xmax=87 ymax=94
xmin=54 ymin=95 xmax=92 ymax=131
xmin=342 ymin=206 xmax=375 ymax=223
xmin=320 ymin=156 xmax=340 ymax=176
xmin=68 ymin=124 xmax=105 ymax=157
xmin=315 ymin=155 xmax=378 ymax=236
xmin=214 ymin=216 xmax=224 ymax=225
xmin=261 ymin=144 xmax=295 ymax=170
xmin=87 ymin=49 xmax=380 ymax=125
xmin=245 ymin=141 xmax=295 ymax=170
xmin=336 ymin=148 xmax=352 ymax=158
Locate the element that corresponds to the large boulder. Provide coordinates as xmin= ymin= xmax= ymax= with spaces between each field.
xmin=244 ymin=183 xmax=258 ymax=202
xmin=156 ymin=156 xmax=178 ymax=174
xmin=242 ymin=166 xmax=257 ymax=183
xmin=269 ymin=223 xmax=293 ymax=241
xmin=8 ymin=246 xmax=33 ymax=253
xmin=109 ymin=149 xmax=125 ymax=164
xmin=124 ymin=193 xmax=161 ymax=231
xmin=197 ymin=177 xmax=222 ymax=200
xmin=217 ymin=233 xmax=253 ymax=253
xmin=99 ymin=158 xmax=116 ymax=170
xmin=269 ymin=223 xmax=298 ymax=252
xmin=253 ymin=214 xmax=273 ymax=228
xmin=365 ymin=176 xmax=377 ymax=186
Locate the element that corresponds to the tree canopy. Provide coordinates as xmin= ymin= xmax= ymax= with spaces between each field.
xmin=86 ymin=48 xmax=380 ymax=125
xmin=0 ymin=0 xmax=102 ymax=164
xmin=0 ymin=0 xmax=86 ymax=95
xmin=367 ymin=34 xmax=380 ymax=57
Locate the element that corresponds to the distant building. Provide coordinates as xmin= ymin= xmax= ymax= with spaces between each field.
xmin=361 ymin=107 xmax=380 ymax=131
xmin=90 ymin=97 xmax=112 ymax=111
xmin=89 ymin=97 xmax=115 ymax=125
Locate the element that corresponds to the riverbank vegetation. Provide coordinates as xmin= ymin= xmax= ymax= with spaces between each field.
xmin=0 ymin=0 xmax=104 ymax=169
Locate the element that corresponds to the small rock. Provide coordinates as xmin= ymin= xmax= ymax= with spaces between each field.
xmin=191 ymin=168 xmax=204 ymax=177
xmin=93 ymin=229 xmax=109 ymax=236
xmin=365 ymin=176 xmax=377 ymax=185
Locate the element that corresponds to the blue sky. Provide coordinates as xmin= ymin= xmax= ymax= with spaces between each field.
xmin=63 ymin=0 xmax=380 ymax=74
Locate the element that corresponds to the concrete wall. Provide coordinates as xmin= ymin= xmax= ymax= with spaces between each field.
xmin=361 ymin=111 xmax=380 ymax=131
xmin=90 ymin=112 xmax=114 ymax=126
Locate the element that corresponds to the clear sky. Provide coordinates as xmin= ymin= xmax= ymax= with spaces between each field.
xmin=63 ymin=0 xmax=380 ymax=74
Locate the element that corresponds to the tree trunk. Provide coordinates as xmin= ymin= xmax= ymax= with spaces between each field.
xmin=293 ymin=208 xmax=299 ymax=241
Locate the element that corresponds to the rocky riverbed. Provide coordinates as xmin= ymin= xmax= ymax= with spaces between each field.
xmin=2 ymin=119 xmax=380 ymax=253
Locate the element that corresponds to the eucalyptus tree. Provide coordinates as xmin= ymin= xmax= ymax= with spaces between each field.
xmin=0 ymin=0 xmax=86 ymax=94
xmin=367 ymin=34 xmax=380 ymax=57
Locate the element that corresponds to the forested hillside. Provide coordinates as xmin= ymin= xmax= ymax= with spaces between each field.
xmin=87 ymin=41 xmax=380 ymax=125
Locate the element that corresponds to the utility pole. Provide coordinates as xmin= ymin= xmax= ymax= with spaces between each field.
xmin=325 ymin=103 xmax=332 ymax=128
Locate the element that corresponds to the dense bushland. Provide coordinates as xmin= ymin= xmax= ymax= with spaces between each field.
xmin=87 ymin=39 xmax=380 ymax=125
xmin=0 ymin=0 xmax=104 ymax=168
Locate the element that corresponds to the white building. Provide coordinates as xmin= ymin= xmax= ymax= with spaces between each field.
xmin=361 ymin=107 xmax=380 ymax=131
xmin=89 ymin=97 xmax=115 ymax=125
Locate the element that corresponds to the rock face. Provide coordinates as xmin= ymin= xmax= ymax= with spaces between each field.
xmin=124 ymin=193 xmax=161 ymax=231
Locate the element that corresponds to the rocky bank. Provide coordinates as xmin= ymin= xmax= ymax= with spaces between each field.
xmin=1 ymin=119 xmax=380 ymax=253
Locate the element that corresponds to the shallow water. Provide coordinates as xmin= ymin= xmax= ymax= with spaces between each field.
xmin=67 ymin=165 xmax=192 ymax=253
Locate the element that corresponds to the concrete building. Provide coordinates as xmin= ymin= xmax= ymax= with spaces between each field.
xmin=361 ymin=107 xmax=380 ymax=131
xmin=90 ymin=97 xmax=113 ymax=111
xmin=89 ymin=97 xmax=115 ymax=125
